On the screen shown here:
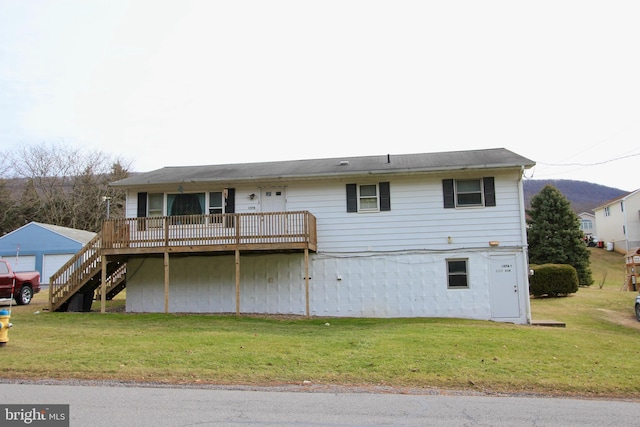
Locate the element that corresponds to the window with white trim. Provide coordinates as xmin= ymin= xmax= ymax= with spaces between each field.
xmin=167 ymin=193 xmax=205 ymax=216
xmin=166 ymin=192 xmax=205 ymax=224
xmin=443 ymin=177 xmax=496 ymax=208
xmin=346 ymin=182 xmax=391 ymax=213
xmin=456 ymin=179 xmax=483 ymax=206
xmin=148 ymin=193 xmax=163 ymax=217
xmin=209 ymin=192 xmax=223 ymax=214
xmin=580 ymin=219 xmax=593 ymax=232
xmin=137 ymin=190 xmax=235 ymax=225
xmin=209 ymin=191 xmax=224 ymax=223
xmin=359 ymin=184 xmax=379 ymax=211
xmin=447 ymin=259 xmax=469 ymax=289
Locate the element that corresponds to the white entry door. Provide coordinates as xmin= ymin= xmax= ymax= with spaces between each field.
xmin=490 ymin=255 xmax=520 ymax=318
xmin=261 ymin=187 xmax=286 ymax=212
xmin=261 ymin=187 xmax=287 ymax=237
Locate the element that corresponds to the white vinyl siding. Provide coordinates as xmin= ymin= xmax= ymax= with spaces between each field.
xmin=286 ymin=172 xmax=523 ymax=252
xmin=123 ymin=171 xmax=524 ymax=253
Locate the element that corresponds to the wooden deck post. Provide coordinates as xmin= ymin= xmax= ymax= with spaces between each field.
xmin=235 ymin=249 xmax=240 ymax=315
xmin=164 ymin=252 xmax=170 ymax=313
xmin=305 ymin=248 xmax=310 ymax=318
xmin=100 ymin=255 xmax=107 ymax=314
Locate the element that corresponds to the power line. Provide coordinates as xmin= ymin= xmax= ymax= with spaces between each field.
xmin=537 ymin=151 xmax=640 ymax=167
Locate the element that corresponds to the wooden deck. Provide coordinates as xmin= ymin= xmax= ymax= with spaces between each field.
xmin=101 ymin=210 xmax=317 ymax=255
xmin=49 ymin=211 xmax=317 ymax=312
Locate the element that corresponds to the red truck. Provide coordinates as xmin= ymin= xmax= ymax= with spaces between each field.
xmin=0 ymin=259 xmax=41 ymax=305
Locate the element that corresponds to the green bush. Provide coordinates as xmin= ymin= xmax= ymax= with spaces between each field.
xmin=529 ymin=264 xmax=579 ymax=297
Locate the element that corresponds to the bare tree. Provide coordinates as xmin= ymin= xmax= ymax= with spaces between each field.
xmin=1 ymin=142 xmax=131 ymax=233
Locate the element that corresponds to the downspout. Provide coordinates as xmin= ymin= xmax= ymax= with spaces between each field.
xmin=517 ymin=166 xmax=532 ymax=324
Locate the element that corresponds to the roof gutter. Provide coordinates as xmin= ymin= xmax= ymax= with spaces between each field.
xmin=111 ymin=163 xmax=534 ymax=188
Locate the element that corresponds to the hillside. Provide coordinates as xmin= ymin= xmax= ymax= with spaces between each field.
xmin=523 ymin=179 xmax=628 ymax=214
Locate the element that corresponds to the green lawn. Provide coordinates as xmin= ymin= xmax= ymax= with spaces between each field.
xmin=2 ymin=248 xmax=639 ymax=398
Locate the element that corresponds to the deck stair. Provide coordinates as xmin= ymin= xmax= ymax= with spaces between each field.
xmin=49 ymin=233 xmax=126 ymax=312
xmin=94 ymin=262 xmax=127 ymax=301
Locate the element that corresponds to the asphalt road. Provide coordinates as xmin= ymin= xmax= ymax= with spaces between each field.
xmin=1 ymin=381 xmax=639 ymax=426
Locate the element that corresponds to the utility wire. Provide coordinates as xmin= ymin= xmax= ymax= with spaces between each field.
xmin=537 ymin=151 xmax=640 ymax=167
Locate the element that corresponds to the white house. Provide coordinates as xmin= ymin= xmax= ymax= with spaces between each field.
xmin=77 ymin=147 xmax=532 ymax=324
xmin=578 ymin=212 xmax=597 ymax=239
xmin=593 ymin=189 xmax=640 ymax=253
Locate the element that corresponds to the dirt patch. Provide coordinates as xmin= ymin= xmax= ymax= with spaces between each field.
xmin=597 ymin=309 xmax=640 ymax=329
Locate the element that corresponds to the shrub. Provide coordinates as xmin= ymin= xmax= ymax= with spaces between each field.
xmin=529 ymin=264 xmax=579 ymax=297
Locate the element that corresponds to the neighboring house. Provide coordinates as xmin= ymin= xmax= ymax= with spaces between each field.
xmin=593 ymin=189 xmax=640 ymax=253
xmin=579 ymin=212 xmax=597 ymax=238
xmin=0 ymin=222 xmax=96 ymax=284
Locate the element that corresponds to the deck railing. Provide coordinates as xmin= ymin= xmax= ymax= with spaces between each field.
xmin=101 ymin=210 xmax=317 ymax=251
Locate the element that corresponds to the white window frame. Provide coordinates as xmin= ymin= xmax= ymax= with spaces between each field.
xmin=208 ymin=191 xmax=224 ymax=224
xmin=447 ymin=258 xmax=469 ymax=289
xmin=145 ymin=192 xmax=229 ymax=225
xmin=148 ymin=193 xmax=164 ymax=217
xmin=358 ymin=183 xmax=380 ymax=212
xmin=167 ymin=192 xmax=206 ymax=216
xmin=455 ymin=179 xmax=483 ymax=207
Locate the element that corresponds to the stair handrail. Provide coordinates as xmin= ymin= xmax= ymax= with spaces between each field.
xmin=94 ymin=262 xmax=127 ymax=300
xmin=49 ymin=233 xmax=102 ymax=311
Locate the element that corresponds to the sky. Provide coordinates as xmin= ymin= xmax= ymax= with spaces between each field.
xmin=1 ymin=1 xmax=639 ymax=190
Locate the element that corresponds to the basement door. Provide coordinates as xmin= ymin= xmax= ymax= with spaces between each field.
xmin=489 ymin=255 xmax=520 ymax=318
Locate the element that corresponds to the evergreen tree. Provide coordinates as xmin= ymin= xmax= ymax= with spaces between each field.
xmin=527 ymin=184 xmax=593 ymax=286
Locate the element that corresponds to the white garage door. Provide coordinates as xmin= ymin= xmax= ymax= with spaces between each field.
xmin=1 ymin=255 xmax=36 ymax=273
xmin=43 ymin=254 xmax=74 ymax=285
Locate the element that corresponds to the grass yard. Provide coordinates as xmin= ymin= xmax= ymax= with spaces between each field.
xmin=1 ymin=248 xmax=639 ymax=398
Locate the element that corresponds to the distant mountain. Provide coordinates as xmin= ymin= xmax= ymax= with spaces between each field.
xmin=523 ymin=179 xmax=629 ymax=214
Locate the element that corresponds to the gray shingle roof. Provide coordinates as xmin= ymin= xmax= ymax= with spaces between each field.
xmin=34 ymin=222 xmax=97 ymax=244
xmin=112 ymin=148 xmax=535 ymax=187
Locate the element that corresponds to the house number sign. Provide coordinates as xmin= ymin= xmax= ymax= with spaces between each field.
xmin=495 ymin=264 xmax=513 ymax=273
